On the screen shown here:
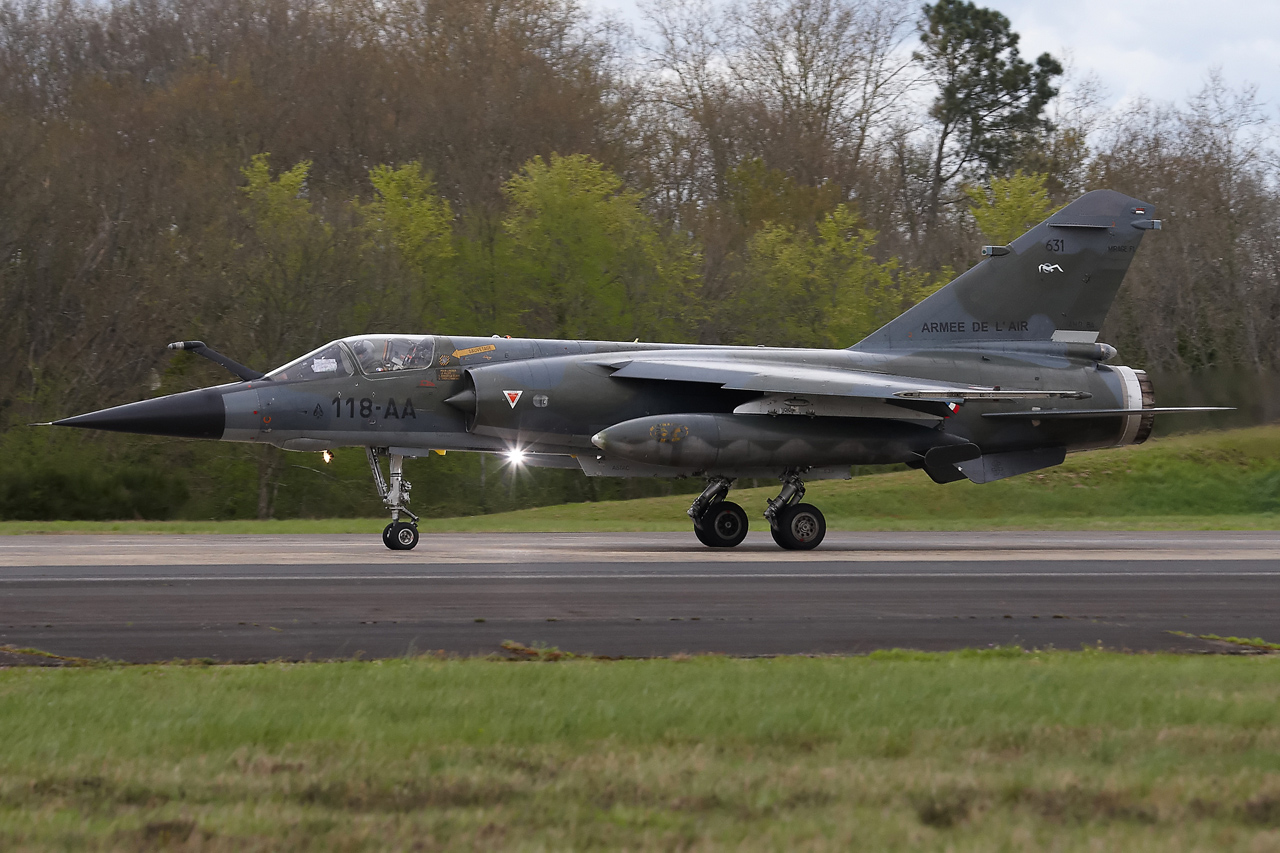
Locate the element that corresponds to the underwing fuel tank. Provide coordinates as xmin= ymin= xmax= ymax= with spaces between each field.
xmin=591 ymin=413 xmax=965 ymax=470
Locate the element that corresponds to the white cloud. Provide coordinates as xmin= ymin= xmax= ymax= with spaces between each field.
xmin=592 ymin=0 xmax=1280 ymax=115
xmin=946 ymin=0 xmax=1280 ymax=112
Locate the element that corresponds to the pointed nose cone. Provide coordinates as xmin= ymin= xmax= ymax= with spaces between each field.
xmin=53 ymin=388 xmax=226 ymax=439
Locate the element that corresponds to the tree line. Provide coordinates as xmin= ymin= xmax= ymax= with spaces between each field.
xmin=1 ymin=0 xmax=1277 ymax=518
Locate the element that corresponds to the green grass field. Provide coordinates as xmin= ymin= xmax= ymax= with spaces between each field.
xmin=5 ymin=426 xmax=1280 ymax=533
xmin=2 ymin=651 xmax=1280 ymax=850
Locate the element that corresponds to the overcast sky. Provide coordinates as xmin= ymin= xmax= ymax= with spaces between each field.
xmin=992 ymin=0 xmax=1280 ymax=111
xmin=592 ymin=0 xmax=1280 ymax=115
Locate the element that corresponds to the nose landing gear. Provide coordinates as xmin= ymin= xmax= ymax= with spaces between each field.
xmin=367 ymin=447 xmax=420 ymax=550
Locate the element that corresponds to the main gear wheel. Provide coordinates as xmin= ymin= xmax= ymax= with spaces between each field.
xmin=770 ymin=503 xmax=825 ymax=550
xmin=694 ymin=500 xmax=749 ymax=548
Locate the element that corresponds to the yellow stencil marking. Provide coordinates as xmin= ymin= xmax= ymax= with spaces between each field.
xmin=453 ymin=344 xmax=497 ymax=358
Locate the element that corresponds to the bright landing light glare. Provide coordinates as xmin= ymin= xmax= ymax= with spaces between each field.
xmin=507 ymin=448 xmax=527 ymax=466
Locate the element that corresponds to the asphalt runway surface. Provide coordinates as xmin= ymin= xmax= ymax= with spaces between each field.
xmin=2 ymin=531 xmax=1279 ymax=662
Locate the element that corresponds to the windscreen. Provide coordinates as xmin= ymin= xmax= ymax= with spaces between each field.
xmin=265 ymin=342 xmax=355 ymax=382
xmin=344 ymin=335 xmax=435 ymax=374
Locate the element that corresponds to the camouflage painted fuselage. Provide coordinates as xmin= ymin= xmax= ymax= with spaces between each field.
xmin=181 ymin=334 xmax=1141 ymax=479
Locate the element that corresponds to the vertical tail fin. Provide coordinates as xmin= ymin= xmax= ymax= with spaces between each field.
xmin=853 ymin=189 xmax=1159 ymax=350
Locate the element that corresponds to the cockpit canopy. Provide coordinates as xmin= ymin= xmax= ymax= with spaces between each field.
xmin=345 ymin=335 xmax=436 ymax=374
xmin=265 ymin=335 xmax=435 ymax=382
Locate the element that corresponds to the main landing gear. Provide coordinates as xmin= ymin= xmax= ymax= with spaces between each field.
xmin=687 ymin=469 xmax=827 ymax=551
xmin=367 ymin=447 xmax=419 ymax=550
xmin=763 ymin=469 xmax=825 ymax=551
xmin=687 ymin=477 xmax=749 ymax=548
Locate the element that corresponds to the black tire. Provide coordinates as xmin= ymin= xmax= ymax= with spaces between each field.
xmin=773 ymin=503 xmax=825 ymax=550
xmin=696 ymin=501 xmax=749 ymax=548
xmin=693 ymin=520 xmax=716 ymax=547
xmin=386 ymin=522 xmax=419 ymax=551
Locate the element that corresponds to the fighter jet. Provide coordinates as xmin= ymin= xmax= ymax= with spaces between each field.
xmin=50 ymin=190 xmax=1226 ymax=550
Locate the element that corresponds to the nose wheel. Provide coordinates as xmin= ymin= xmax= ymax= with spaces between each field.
xmin=383 ymin=522 xmax=420 ymax=550
xmin=368 ymin=448 xmax=420 ymax=550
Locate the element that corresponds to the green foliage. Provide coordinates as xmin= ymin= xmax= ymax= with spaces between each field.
xmin=445 ymin=209 xmax=530 ymax=337
xmin=911 ymin=0 xmax=1064 ymax=234
xmin=236 ymin=155 xmax=349 ymax=368
xmin=965 ymin=171 xmax=1058 ymax=244
xmin=917 ymin=0 xmax=1063 ymax=178
xmin=362 ymin=164 xmax=455 ymax=270
xmin=0 ymin=430 xmax=187 ymax=520
xmin=0 ymin=465 xmax=186 ymax=521
xmin=358 ymin=163 xmax=456 ymax=327
xmin=240 ymin=155 xmax=327 ymax=248
xmin=501 ymin=154 xmax=701 ymax=341
xmin=734 ymin=205 xmax=948 ymax=346
xmin=726 ymin=158 xmax=842 ymax=231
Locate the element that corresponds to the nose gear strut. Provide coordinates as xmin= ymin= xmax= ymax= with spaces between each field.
xmin=367 ymin=447 xmax=419 ymax=550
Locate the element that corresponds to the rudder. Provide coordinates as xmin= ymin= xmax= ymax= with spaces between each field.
xmin=853 ymin=189 xmax=1159 ymax=350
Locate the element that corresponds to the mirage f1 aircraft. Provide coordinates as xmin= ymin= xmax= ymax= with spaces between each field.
xmin=51 ymin=190 xmax=1226 ymax=550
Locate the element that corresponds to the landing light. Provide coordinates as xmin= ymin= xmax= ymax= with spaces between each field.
xmin=507 ymin=448 xmax=527 ymax=466
xmin=322 ymin=450 xmax=333 ymax=464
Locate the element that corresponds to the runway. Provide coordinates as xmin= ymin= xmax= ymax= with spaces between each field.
xmin=2 ymin=531 xmax=1278 ymax=662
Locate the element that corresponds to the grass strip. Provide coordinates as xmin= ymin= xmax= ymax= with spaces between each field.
xmin=2 ymin=649 xmax=1280 ymax=849
xmin=1170 ymin=632 xmax=1280 ymax=652
xmin=0 ymin=645 xmax=108 ymax=667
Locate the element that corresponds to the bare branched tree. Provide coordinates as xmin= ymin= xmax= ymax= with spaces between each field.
xmin=1097 ymin=73 xmax=1280 ymax=371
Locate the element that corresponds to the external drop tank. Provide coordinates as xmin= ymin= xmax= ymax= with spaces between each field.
xmin=590 ymin=413 xmax=970 ymax=470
